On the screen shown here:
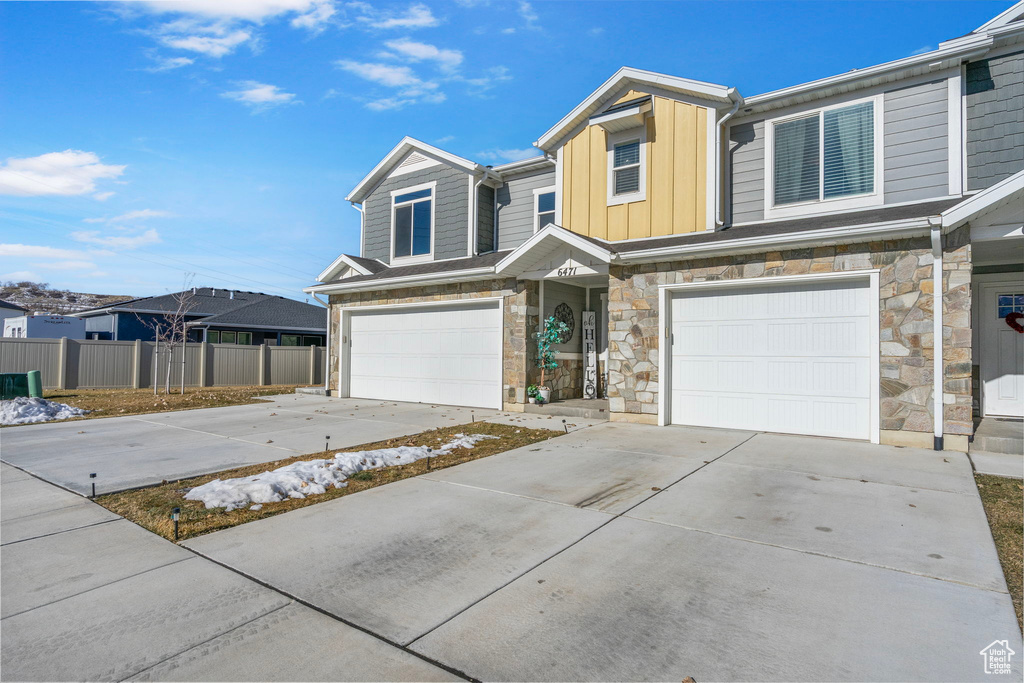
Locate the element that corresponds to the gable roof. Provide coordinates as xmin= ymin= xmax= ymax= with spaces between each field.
xmin=317 ymin=253 xmax=389 ymax=282
xmin=973 ymin=0 xmax=1024 ymax=34
xmin=941 ymin=169 xmax=1024 ymax=231
xmin=75 ymin=288 xmax=326 ymax=332
xmin=346 ymin=137 xmax=485 ymax=204
xmin=495 ymin=224 xmax=613 ymax=276
xmin=0 ymin=299 xmax=27 ymax=312
xmin=535 ymin=67 xmax=739 ymax=152
xmin=192 ymin=296 xmax=327 ymax=331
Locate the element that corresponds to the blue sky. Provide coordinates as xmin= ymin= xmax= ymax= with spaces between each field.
xmin=0 ymin=0 xmax=1010 ymax=301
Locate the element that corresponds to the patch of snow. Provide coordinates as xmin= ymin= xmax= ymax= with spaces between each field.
xmin=0 ymin=397 xmax=89 ymax=425
xmin=185 ymin=433 xmax=499 ymax=511
xmin=249 ymin=504 xmax=262 ymax=511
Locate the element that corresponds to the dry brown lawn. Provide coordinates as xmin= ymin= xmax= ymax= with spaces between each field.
xmin=976 ymin=474 xmax=1023 ymax=631
xmin=96 ymin=421 xmax=560 ymax=542
xmin=31 ymin=386 xmax=304 ymax=423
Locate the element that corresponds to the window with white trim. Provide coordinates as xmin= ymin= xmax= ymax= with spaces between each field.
xmin=607 ymin=128 xmax=646 ymax=205
xmin=768 ymin=97 xmax=881 ymax=215
xmin=534 ymin=188 xmax=556 ymax=232
xmin=392 ymin=186 xmax=432 ymax=258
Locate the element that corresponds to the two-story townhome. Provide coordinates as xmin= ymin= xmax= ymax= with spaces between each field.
xmin=306 ymin=2 xmax=1024 ymax=453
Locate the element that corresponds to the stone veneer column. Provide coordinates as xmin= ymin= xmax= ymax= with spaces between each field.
xmin=503 ymin=279 xmax=539 ymax=407
xmin=941 ymin=225 xmax=973 ymax=449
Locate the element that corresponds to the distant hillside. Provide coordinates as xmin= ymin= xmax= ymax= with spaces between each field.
xmin=0 ymin=281 xmax=133 ymax=315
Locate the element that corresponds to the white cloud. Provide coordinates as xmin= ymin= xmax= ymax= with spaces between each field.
xmin=159 ymin=27 xmax=253 ymax=57
xmin=435 ymin=135 xmax=455 ymax=144
xmin=0 ymin=244 xmax=96 ymax=260
xmin=588 ymin=27 xmax=604 ymax=36
xmin=147 ymin=55 xmax=196 ymax=71
xmin=0 ymin=150 xmax=125 ymax=197
xmin=477 ymin=147 xmax=539 ymax=162
xmin=518 ymin=1 xmax=539 ymax=28
xmin=336 ymin=60 xmax=421 ymax=86
xmin=35 ymin=260 xmax=98 ymax=271
xmin=909 ymin=45 xmax=934 ymax=56
xmin=94 ymin=191 xmax=116 ymax=201
xmin=222 ymin=81 xmax=299 ymax=110
xmin=383 ymin=38 xmax=462 ymax=72
xmin=137 ymin=0 xmax=337 ymax=25
xmin=356 ymin=3 xmax=439 ymax=29
xmin=459 ymin=65 xmax=512 ymax=94
xmin=70 ymin=228 xmax=162 ymax=249
xmin=0 ymin=271 xmax=41 ymax=282
xmin=83 ymin=209 xmax=173 ymax=225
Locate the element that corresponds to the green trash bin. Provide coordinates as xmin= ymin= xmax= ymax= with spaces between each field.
xmin=27 ymin=370 xmax=43 ymax=398
xmin=0 ymin=373 xmax=30 ymax=400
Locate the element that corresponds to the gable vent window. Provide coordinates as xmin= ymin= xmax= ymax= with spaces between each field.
xmin=392 ymin=185 xmax=433 ymax=259
xmin=613 ymin=140 xmax=641 ymax=195
xmin=771 ymin=99 xmax=877 ymax=210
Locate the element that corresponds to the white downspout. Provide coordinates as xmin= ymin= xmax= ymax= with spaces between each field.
xmin=929 ymin=217 xmax=944 ymax=450
xmin=715 ymin=90 xmax=743 ymax=229
xmin=311 ymin=291 xmax=331 ymax=394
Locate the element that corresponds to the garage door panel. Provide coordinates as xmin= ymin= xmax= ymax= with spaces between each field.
xmin=671 ymin=279 xmax=873 ymax=440
xmin=349 ymin=304 xmax=501 ymax=409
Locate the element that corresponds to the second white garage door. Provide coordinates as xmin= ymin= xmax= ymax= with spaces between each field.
xmin=670 ymin=278 xmax=875 ymax=440
xmin=348 ymin=302 xmax=502 ymax=409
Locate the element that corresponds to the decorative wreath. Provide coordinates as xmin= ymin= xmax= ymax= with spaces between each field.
xmin=553 ymin=302 xmax=575 ymax=343
xmin=1007 ymin=311 xmax=1024 ymax=334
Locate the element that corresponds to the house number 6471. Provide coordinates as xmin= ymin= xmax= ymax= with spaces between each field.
xmin=557 ymin=267 xmax=577 ymax=277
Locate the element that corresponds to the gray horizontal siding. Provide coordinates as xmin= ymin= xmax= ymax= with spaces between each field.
xmin=477 ymin=185 xmax=495 ymax=253
xmin=883 ymin=79 xmax=949 ymax=204
xmin=496 ymin=169 xmax=555 ymax=250
xmin=966 ymin=51 xmax=1024 ymax=191
xmin=362 ymin=164 xmax=471 ymax=264
xmin=727 ymin=119 xmax=765 ymax=224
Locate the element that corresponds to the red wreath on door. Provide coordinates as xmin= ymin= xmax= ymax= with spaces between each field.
xmin=1007 ymin=311 xmax=1024 ymax=333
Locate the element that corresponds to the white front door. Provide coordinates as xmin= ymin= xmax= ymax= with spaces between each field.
xmin=669 ymin=278 xmax=874 ymax=440
xmin=981 ymin=284 xmax=1024 ymax=417
xmin=348 ymin=302 xmax=502 ymax=409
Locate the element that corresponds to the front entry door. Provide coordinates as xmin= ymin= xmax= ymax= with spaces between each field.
xmin=981 ymin=285 xmax=1024 ymax=417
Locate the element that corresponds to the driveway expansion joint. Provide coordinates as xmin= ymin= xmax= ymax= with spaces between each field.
xmin=0 ymin=517 xmax=121 ymax=547
xmin=405 ymin=431 xmax=759 ymax=648
xmin=179 ymin=544 xmax=478 ymax=682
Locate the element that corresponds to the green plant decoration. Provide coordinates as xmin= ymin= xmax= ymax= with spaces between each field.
xmin=535 ymin=315 xmax=570 ymax=390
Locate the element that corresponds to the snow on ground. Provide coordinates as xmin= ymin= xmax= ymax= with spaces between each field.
xmin=0 ymin=397 xmax=89 ymax=425
xmin=186 ymin=433 xmax=499 ymax=511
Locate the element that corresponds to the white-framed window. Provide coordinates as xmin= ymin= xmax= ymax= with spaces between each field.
xmin=607 ymin=128 xmax=646 ymax=206
xmin=390 ymin=181 xmax=435 ymax=262
xmin=764 ymin=95 xmax=883 ymax=219
xmin=534 ymin=187 xmax=557 ymax=232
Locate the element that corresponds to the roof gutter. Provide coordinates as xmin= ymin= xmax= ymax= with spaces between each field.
xmin=303 ymin=266 xmax=499 ymax=295
xmin=614 ymin=217 xmax=935 ymax=264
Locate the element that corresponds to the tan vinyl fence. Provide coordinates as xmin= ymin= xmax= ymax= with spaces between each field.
xmin=0 ymin=338 xmax=326 ymax=390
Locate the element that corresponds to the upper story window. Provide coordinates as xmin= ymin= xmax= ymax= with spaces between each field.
xmin=607 ymin=128 xmax=646 ymax=206
xmin=766 ymin=96 xmax=882 ymax=218
xmin=534 ymin=188 xmax=556 ymax=232
xmin=391 ymin=182 xmax=434 ymax=260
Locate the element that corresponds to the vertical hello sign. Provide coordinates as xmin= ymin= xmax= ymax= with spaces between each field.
xmin=582 ymin=311 xmax=597 ymax=399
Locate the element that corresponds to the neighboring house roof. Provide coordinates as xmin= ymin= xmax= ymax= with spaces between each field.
xmin=347 ymin=137 xmax=487 ymax=204
xmin=75 ymin=287 xmax=325 ymax=332
xmin=535 ymin=66 xmax=739 ymax=152
xmin=0 ymin=299 xmax=27 ymax=312
xmin=191 ymin=297 xmax=327 ymax=332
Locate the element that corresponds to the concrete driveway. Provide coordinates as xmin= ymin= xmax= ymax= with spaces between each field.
xmin=180 ymin=422 xmax=1022 ymax=682
xmin=0 ymin=394 xmax=591 ymax=495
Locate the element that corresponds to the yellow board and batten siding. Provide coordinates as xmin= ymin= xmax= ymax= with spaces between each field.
xmin=560 ymin=91 xmax=708 ymax=241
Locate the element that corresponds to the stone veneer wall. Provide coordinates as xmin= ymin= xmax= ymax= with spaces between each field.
xmin=607 ymin=227 xmax=972 ymax=446
xmin=328 ymin=278 xmax=540 ymax=408
xmin=546 ymin=359 xmax=583 ymax=401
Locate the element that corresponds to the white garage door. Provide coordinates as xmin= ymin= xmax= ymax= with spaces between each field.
xmin=348 ymin=303 xmax=502 ymax=409
xmin=670 ymin=278 xmax=874 ymax=440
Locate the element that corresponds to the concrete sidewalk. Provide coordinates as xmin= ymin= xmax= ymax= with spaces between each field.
xmin=0 ymin=463 xmax=458 ymax=682
xmin=0 ymin=394 xmax=602 ymax=495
